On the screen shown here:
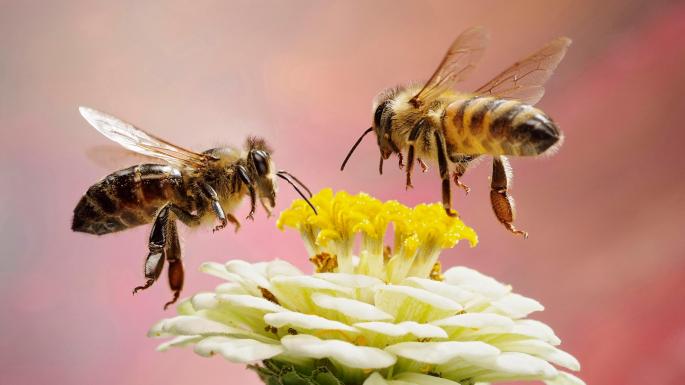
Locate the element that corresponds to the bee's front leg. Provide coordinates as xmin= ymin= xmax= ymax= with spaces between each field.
xmin=406 ymin=119 xmax=429 ymax=189
xmin=398 ymin=152 xmax=404 ymax=170
xmin=199 ymin=183 xmax=228 ymax=232
xmin=237 ymin=165 xmax=257 ymax=220
xmin=418 ymin=158 xmax=429 ymax=173
xmin=226 ymin=213 xmax=241 ymax=232
xmin=260 ymin=198 xmax=273 ymax=218
xmin=490 ymin=156 xmax=528 ymax=238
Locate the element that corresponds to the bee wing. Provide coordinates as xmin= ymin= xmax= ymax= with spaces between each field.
xmin=79 ymin=106 xmax=210 ymax=168
xmin=474 ymin=37 xmax=572 ymax=105
xmin=410 ymin=26 xmax=489 ymax=106
xmin=85 ymin=145 xmax=165 ymax=169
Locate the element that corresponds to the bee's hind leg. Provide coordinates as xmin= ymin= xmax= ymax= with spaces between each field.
xmin=133 ymin=204 xmax=187 ymax=310
xmin=433 ymin=130 xmax=456 ymax=217
xmin=163 ymin=218 xmax=183 ymax=310
xmin=133 ymin=205 xmax=173 ymax=296
xmin=490 ymin=156 xmax=528 ymax=238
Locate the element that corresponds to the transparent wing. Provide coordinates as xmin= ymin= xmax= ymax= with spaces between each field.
xmin=410 ymin=26 xmax=489 ymax=106
xmin=475 ymin=37 xmax=571 ymax=105
xmin=86 ymin=145 xmax=164 ymax=169
xmin=79 ymin=106 xmax=209 ymax=168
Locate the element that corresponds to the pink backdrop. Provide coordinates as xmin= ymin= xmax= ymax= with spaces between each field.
xmin=2 ymin=1 xmax=684 ymax=384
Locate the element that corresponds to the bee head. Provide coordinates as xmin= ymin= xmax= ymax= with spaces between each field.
xmin=373 ymin=99 xmax=395 ymax=160
xmin=246 ymin=137 xmax=277 ymax=208
xmin=340 ymin=87 xmax=400 ymax=173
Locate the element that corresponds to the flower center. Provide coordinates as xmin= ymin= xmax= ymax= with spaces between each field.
xmin=277 ymin=189 xmax=477 ymax=283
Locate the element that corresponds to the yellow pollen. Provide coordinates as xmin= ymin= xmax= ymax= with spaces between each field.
xmin=309 ymin=252 xmax=339 ymax=273
xmin=277 ymin=189 xmax=478 ymax=281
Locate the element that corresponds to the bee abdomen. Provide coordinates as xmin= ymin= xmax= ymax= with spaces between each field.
xmin=72 ymin=164 xmax=187 ymax=235
xmin=445 ymin=95 xmax=561 ymax=156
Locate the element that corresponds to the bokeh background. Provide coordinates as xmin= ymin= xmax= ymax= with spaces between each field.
xmin=2 ymin=1 xmax=684 ymax=384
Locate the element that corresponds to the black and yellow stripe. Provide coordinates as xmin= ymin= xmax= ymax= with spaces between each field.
xmin=443 ymin=94 xmax=560 ymax=157
xmin=72 ymin=164 xmax=188 ymax=235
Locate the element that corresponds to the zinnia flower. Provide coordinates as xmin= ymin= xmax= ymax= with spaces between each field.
xmin=149 ymin=189 xmax=583 ymax=385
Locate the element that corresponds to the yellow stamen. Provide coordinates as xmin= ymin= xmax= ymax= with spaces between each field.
xmin=278 ymin=189 xmax=478 ymax=281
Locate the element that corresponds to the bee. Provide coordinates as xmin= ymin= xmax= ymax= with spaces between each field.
xmin=72 ymin=107 xmax=316 ymax=309
xmin=341 ymin=27 xmax=571 ymax=237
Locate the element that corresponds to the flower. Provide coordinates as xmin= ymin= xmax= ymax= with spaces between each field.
xmin=149 ymin=189 xmax=583 ymax=385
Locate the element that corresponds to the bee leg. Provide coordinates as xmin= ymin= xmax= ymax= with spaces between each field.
xmin=406 ymin=120 xmax=427 ymax=189
xmin=418 ymin=158 xmax=429 ymax=173
xmin=164 ymin=218 xmax=183 ymax=310
xmin=237 ymin=165 xmax=257 ymax=220
xmin=490 ymin=156 xmax=528 ymax=238
xmin=451 ymin=158 xmax=474 ymax=195
xmin=198 ymin=183 xmax=228 ymax=232
xmin=260 ymin=198 xmax=273 ymax=218
xmin=226 ymin=213 xmax=241 ymax=232
xmin=398 ymin=152 xmax=404 ymax=170
xmin=433 ymin=130 xmax=456 ymax=217
xmin=133 ymin=205 xmax=171 ymax=295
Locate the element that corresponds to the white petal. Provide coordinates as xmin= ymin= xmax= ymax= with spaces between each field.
xmin=271 ymin=275 xmax=354 ymax=294
xmin=355 ymin=321 xmax=447 ymax=339
xmin=194 ymin=336 xmax=283 ymax=362
xmin=266 ymin=259 xmax=304 ymax=278
xmin=489 ymin=293 xmax=544 ymax=319
xmin=316 ymin=273 xmax=385 ymax=289
xmin=545 ymin=372 xmax=586 ymax=385
xmin=403 ymin=277 xmax=478 ymax=305
xmin=363 ymin=372 xmax=389 ymax=385
xmin=264 ymin=311 xmax=359 ymax=333
xmin=190 ymin=292 xmax=219 ymax=310
xmin=270 ymin=275 xmax=354 ymax=312
xmin=312 ymin=293 xmax=393 ymax=322
xmin=375 ymin=285 xmax=462 ymax=322
xmin=476 ymin=352 xmax=558 ymax=380
xmin=513 ymin=319 xmax=561 ymax=345
xmin=156 ymin=335 xmax=202 ymax=351
xmin=281 ymin=334 xmax=396 ymax=369
xmin=148 ymin=315 xmax=242 ymax=337
xmin=442 ymin=267 xmax=511 ymax=299
xmin=216 ymin=294 xmax=286 ymax=313
xmin=225 ymin=260 xmax=271 ymax=288
xmin=431 ymin=313 xmax=514 ymax=330
xmin=385 ymin=341 xmax=500 ymax=365
xmin=215 ymin=282 xmax=247 ymax=294
xmin=199 ymin=262 xmax=237 ymax=281
xmin=393 ymin=373 xmax=462 ymax=385
xmin=496 ymin=339 xmax=580 ymax=371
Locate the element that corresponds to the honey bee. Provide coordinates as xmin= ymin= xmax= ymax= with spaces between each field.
xmin=72 ymin=107 xmax=316 ymax=308
xmin=341 ymin=27 xmax=571 ymax=237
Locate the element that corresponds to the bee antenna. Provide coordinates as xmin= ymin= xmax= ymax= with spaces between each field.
xmin=277 ymin=170 xmax=313 ymax=197
xmin=277 ymin=173 xmax=318 ymax=215
xmin=340 ymin=127 xmax=374 ymax=171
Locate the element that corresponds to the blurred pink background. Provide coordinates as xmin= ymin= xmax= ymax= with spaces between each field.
xmin=2 ymin=1 xmax=684 ymax=384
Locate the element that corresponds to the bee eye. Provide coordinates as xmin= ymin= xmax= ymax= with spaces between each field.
xmin=374 ymin=101 xmax=389 ymax=127
xmin=251 ymin=151 xmax=269 ymax=175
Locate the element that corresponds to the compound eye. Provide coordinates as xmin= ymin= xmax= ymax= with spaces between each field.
xmin=374 ymin=100 xmax=390 ymax=127
xmin=251 ymin=150 xmax=269 ymax=175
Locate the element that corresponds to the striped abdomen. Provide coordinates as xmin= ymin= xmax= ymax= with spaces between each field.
xmin=443 ymin=95 xmax=561 ymax=158
xmin=72 ymin=164 xmax=190 ymax=235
